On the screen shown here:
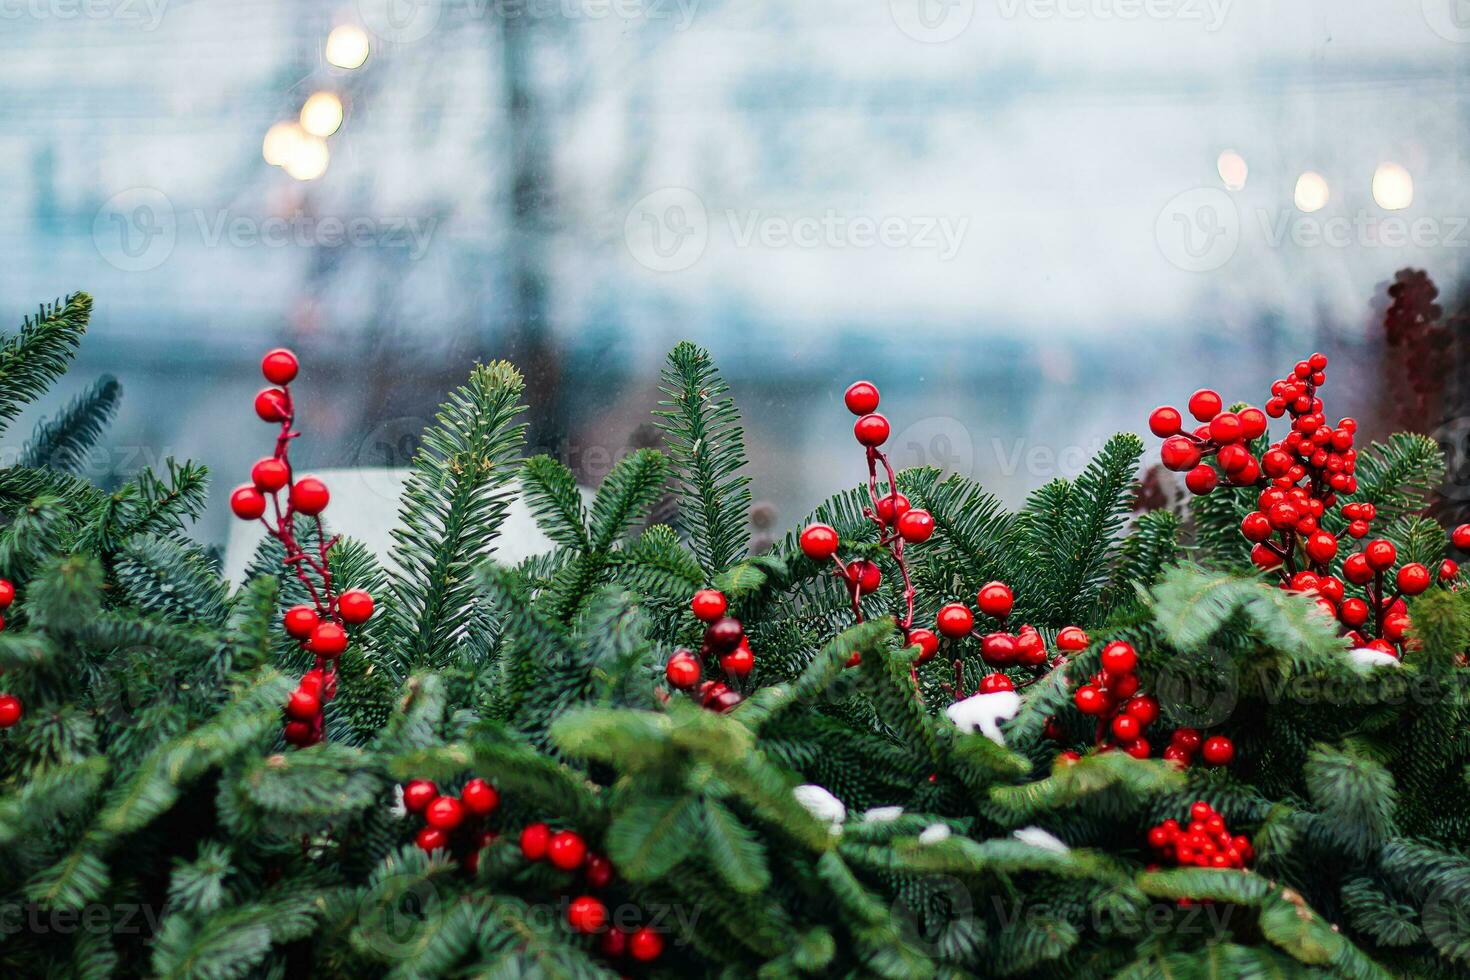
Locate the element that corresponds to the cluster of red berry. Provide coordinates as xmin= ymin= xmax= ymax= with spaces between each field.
xmin=1149 ymin=353 xmax=1457 ymax=658
xmin=404 ymin=777 xmax=500 ymax=871
xmin=0 ymin=578 xmax=20 ymax=729
xmin=663 ymin=588 xmax=747 ymax=713
xmin=229 ymin=349 xmax=375 ymax=746
xmin=1146 ymin=801 xmax=1253 ymax=871
xmin=517 ymin=824 xmax=664 ymax=962
xmin=798 ymin=382 xmax=934 ymax=666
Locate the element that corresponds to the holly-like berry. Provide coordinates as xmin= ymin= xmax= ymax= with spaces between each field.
xmin=689 ymin=589 xmax=728 ymax=622
xmin=0 ymin=580 xmax=13 ymax=608
xmin=585 ymin=853 xmax=614 ymax=889
xmin=230 ymin=485 xmax=267 ymax=520
xmin=629 ymin=927 xmax=665 ymax=962
xmin=1397 ymin=563 xmax=1431 ymax=596
xmin=896 ymin=508 xmax=935 ymax=543
xmin=905 ymin=628 xmax=939 ymax=664
xmin=799 ymin=523 xmax=840 ymax=561
xmin=1184 ymin=465 xmax=1217 ymax=495
xmin=1056 ymin=626 xmax=1089 ymax=651
xmin=844 ymin=381 xmax=880 ymax=415
xmin=1099 ymin=640 xmax=1137 ymax=675
xmin=548 ymin=830 xmax=588 ymax=870
xmin=309 ymin=622 xmax=348 ymax=658
xmin=461 ymin=778 xmax=499 ymax=816
xmin=844 ymin=560 xmax=882 ymax=595
xmin=403 ymin=779 xmax=437 ymax=813
xmin=1148 ymin=406 xmax=1182 ymax=437
xmin=284 ymin=721 xmax=314 ymax=746
xmin=980 ymin=632 xmax=1017 ymax=665
xmin=0 ymin=695 xmax=22 ymax=728
xmin=425 ymin=796 xmax=466 ymax=831
xmin=1074 ymin=685 xmax=1108 ymax=715
xmin=874 ymin=492 xmax=911 ymax=523
xmin=1441 ymin=559 xmax=1459 ymax=582
xmin=1201 ymin=735 xmax=1235 ymax=766
xmin=936 ymin=603 xmax=973 ymax=638
xmin=1342 ymin=553 xmax=1374 ymax=585
xmin=251 ymin=457 xmax=290 ymax=492
xmin=283 ymin=605 xmax=319 ymax=639
xmin=1304 ymin=531 xmax=1338 ymax=564
xmin=1111 ymin=714 xmax=1140 ymax=741
xmin=254 ymin=387 xmax=289 ymax=422
xmin=568 ymin=895 xmax=607 ymax=933
xmin=979 ymin=673 xmax=1014 ymax=693
xmin=704 ymin=617 xmax=744 ymax=653
xmin=338 ymin=589 xmax=374 ymax=624
xmin=1364 ymin=539 xmax=1397 ymax=571
xmin=290 ymin=477 xmax=330 ymax=515
xmin=1240 ymin=512 xmax=1271 ymax=542
xmin=720 ymin=646 xmax=754 ymax=677
xmin=261 ymin=348 xmax=300 ymax=385
xmin=853 ymin=413 xmax=890 ymax=447
xmin=1453 ymin=524 xmax=1470 ymax=550
xmin=665 ymin=651 xmax=701 ymax=689
xmin=1125 ymin=695 xmax=1160 ymax=726
xmin=285 ymin=688 xmax=320 ymax=722
xmin=1188 ymin=389 xmax=1223 ymax=422
xmin=1339 ymin=597 xmax=1369 ymax=627
xmin=600 ymin=928 xmax=628 ymax=958
xmin=1160 ymin=435 xmax=1201 ymax=472
xmin=976 ymin=581 xmax=1013 ymax=619
xmin=520 ymin=823 xmax=551 ymax=861
xmin=416 ymin=827 xmax=448 ymax=852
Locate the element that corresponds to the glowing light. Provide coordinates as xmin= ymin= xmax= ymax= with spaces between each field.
xmin=283 ymin=135 xmax=330 ymax=181
xmin=325 ymin=25 xmax=370 ymax=69
xmin=262 ymin=122 xmax=303 ymax=166
xmin=1216 ymin=150 xmax=1248 ymax=191
xmin=1372 ymin=162 xmax=1413 ymax=211
xmin=1294 ymin=171 xmax=1329 ymax=213
xmin=300 ymin=92 xmax=343 ymax=138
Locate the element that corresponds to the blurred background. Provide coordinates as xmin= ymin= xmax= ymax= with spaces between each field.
xmin=2 ymin=0 xmax=1468 ymax=546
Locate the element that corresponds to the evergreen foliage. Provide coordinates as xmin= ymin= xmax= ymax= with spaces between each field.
xmin=0 ymin=293 xmax=1467 ymax=977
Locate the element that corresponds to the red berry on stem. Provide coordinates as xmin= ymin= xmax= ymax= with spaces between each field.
xmin=1148 ymin=407 xmax=1182 ymax=437
xmin=690 ymin=589 xmax=728 ymax=622
xmin=629 ymin=927 xmax=664 ymax=962
xmin=980 ymin=633 xmax=1017 ymax=665
xmin=1188 ymin=389 xmax=1223 ymax=422
xmin=548 ymin=830 xmax=588 ymax=870
xmin=897 ymin=509 xmax=935 ymax=543
xmin=0 ymin=694 xmax=22 ymax=728
xmin=285 ymin=688 xmax=320 ymax=721
xmin=251 ymin=457 xmax=290 ymax=492
xmin=906 ymin=628 xmax=939 ymax=664
xmin=874 ymin=492 xmax=911 ymax=523
xmin=1440 ymin=559 xmax=1459 ymax=582
xmin=0 ymin=580 xmax=13 ymax=608
xmin=1184 ymin=465 xmax=1218 ymax=495
xmin=1454 ymin=524 xmax=1470 ymax=550
xmin=1160 ymin=436 xmax=1201 ymax=472
xmin=936 ymin=603 xmax=974 ymax=638
xmin=599 ymin=928 xmax=628 ymax=958
xmin=1208 ymin=412 xmax=1242 ymax=443
xmin=976 ymin=581 xmax=1014 ymax=619
xmin=844 ymin=381 xmax=880 ymax=415
xmin=308 ymin=622 xmax=348 ymax=658
xmin=1238 ymin=407 xmax=1268 ymax=439
xmin=1342 ymin=553 xmax=1374 ymax=585
xmin=1339 ymin=597 xmax=1369 ymax=627
xmin=283 ymin=605 xmax=319 ymax=639
xmin=230 ymin=485 xmax=267 ymax=520
xmin=1125 ymin=695 xmax=1160 ymax=726
xmin=853 ymin=414 xmax=890 ymax=446
xmin=1364 ymin=539 xmax=1397 ymax=571
xmin=1304 ymin=531 xmax=1338 ymax=564
xmin=720 ymin=646 xmax=754 ymax=677
xmin=1250 ymin=543 xmax=1282 ymax=570
xmin=665 ymin=651 xmax=701 ymax=689
xmin=979 ymin=673 xmax=1014 ymax=693
xmin=520 ymin=823 xmax=551 ymax=861
xmin=585 ymin=853 xmax=614 ymax=888
xmin=1397 ymin=563 xmax=1431 ymax=596
xmin=416 ymin=827 xmax=448 ymax=852
xmin=845 ymin=561 xmax=881 ymax=595
xmin=261 ymin=348 xmax=299 ymax=385
xmin=1056 ymin=626 xmax=1089 ymax=651
xmin=704 ymin=617 xmax=744 ymax=652
xmin=290 ymin=477 xmax=330 ymax=515
xmin=338 ymin=589 xmax=375 ymax=624
xmin=1100 ymin=640 xmax=1137 ymax=675
xmin=403 ymin=779 xmax=437 ymax=813
xmin=461 ymin=778 xmax=499 ymax=815
xmin=425 ymin=796 xmax=466 ymax=830
xmin=1074 ymin=685 xmax=1107 ymax=715
xmin=799 ymin=523 xmax=840 ymax=561
xmin=254 ymin=388 xmax=289 ymax=422
xmin=1201 ymin=736 xmax=1235 ymax=766
xmin=1111 ymin=714 xmax=1140 ymax=741
xmin=567 ymin=895 xmax=607 ymax=933
xmin=1240 ymin=512 xmax=1271 ymax=543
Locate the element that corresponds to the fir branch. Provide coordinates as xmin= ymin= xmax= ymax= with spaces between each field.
xmin=20 ymin=373 xmax=122 ymax=473
xmin=0 ymin=292 xmax=91 ymax=439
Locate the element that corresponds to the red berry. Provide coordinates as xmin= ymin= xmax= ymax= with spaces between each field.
xmin=1240 ymin=512 xmax=1271 ymax=543
xmin=874 ymin=493 xmax=911 ymax=523
xmin=1454 ymin=524 xmax=1470 ymax=550
xmin=520 ymin=823 xmax=551 ymax=860
xmin=905 ymin=628 xmax=939 ymax=664
xmin=285 ymin=688 xmax=320 ymax=722
xmin=844 ymin=561 xmax=881 ymax=595
xmin=585 ymin=853 xmax=614 ymax=888
xmin=976 ymin=581 xmax=1014 ymax=619
xmin=853 ymin=413 xmax=890 ymax=447
xmin=600 ymin=928 xmax=628 ymax=958
xmin=844 ymin=381 xmax=880 ymax=415
xmin=1238 ymin=408 xmax=1268 ymax=439
xmin=261 ymin=348 xmax=299 ymax=385
xmin=1014 ymin=628 xmax=1047 ymax=666
xmin=1440 ymin=559 xmax=1459 ymax=582
xmin=720 ymin=646 xmax=754 ymax=677
xmin=461 ymin=778 xmax=499 ymax=815
xmin=0 ymin=580 xmax=14 ymax=608
xmin=1251 ymin=544 xmax=1282 ymax=570
xmin=1111 ymin=714 xmax=1140 ymax=741
xmin=628 ymin=927 xmax=664 ymax=962
xmin=1056 ymin=750 xmax=1082 ymax=765
xmin=308 ymin=622 xmax=348 ymax=658
xmin=979 ymin=673 xmax=1014 ymax=693
xmin=1160 ymin=435 xmax=1201 ymax=472
xmin=1074 ymin=685 xmax=1107 ymax=715
xmin=1100 ymin=641 xmax=1137 ymax=675
xmin=283 ymin=605 xmax=319 ymax=639
xmin=1364 ymin=539 xmax=1397 ymax=570
xmin=1056 ymin=626 xmax=1089 ymax=651
xmin=254 ymin=387 xmax=289 ymax=422
xmin=1188 ymin=389 xmax=1223 ymax=422
xmin=0 ymin=694 xmax=21 ymax=728
xmin=230 ymin=485 xmax=267 ymax=520
xmin=1208 ymin=412 xmax=1242 ymax=443
xmin=1148 ymin=406 xmax=1182 ymax=437
xmin=1172 ymin=729 xmax=1202 ymax=754
xmin=416 ymin=827 xmax=448 ymax=852
xmin=936 ymin=603 xmax=974 ymax=638
xmin=1383 ymin=613 xmax=1411 ymax=642
xmin=1397 ymin=563 xmax=1431 ymax=596
xmin=567 ymin=895 xmax=607 ymax=933
xmin=799 ymin=524 xmax=840 ymax=561
xmin=1125 ymin=695 xmax=1160 ymax=726
xmin=690 ymin=589 xmax=728 ymax=622
xmin=548 ymin=830 xmax=588 ymax=870
xmin=425 ymin=796 xmax=466 ymax=830
xmin=1339 ymin=597 xmax=1369 ymax=627
xmin=338 ymin=589 xmax=374 ymax=624
xmin=403 ymin=779 xmax=437 ymax=813
xmin=1304 ymin=531 xmax=1338 ymax=564
xmin=896 ymin=509 xmax=935 ymax=543
xmin=704 ymin=617 xmax=744 ymax=653
xmin=1184 ymin=465 xmax=1218 ymax=495
xmin=290 ymin=477 xmax=330 ymax=516
xmin=665 ymin=651 xmax=701 ymax=689
xmin=251 ymin=457 xmax=290 ymax=492
xmin=1342 ymin=553 xmax=1374 ymax=585
xmin=980 ymin=633 xmax=1017 ymax=665
xmin=1201 ymin=736 xmax=1234 ymax=767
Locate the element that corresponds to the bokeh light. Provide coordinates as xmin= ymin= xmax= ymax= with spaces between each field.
xmin=1294 ymin=171 xmax=1330 ymax=213
xmin=300 ymin=92 xmax=344 ymax=138
xmin=325 ymin=25 xmax=370 ymax=70
xmin=262 ymin=122 xmax=303 ymax=166
xmin=1372 ymin=162 xmax=1413 ymax=210
xmin=1216 ymin=150 xmax=1248 ymax=190
xmin=283 ymin=135 xmax=330 ymax=181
